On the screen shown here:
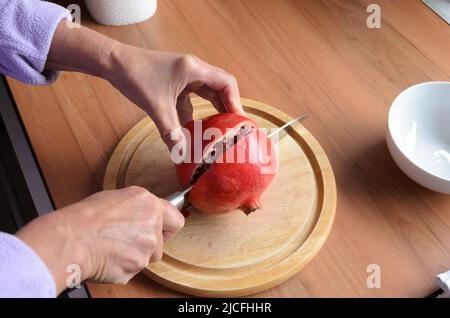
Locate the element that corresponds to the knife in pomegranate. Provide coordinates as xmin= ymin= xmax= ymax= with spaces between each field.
xmin=166 ymin=113 xmax=308 ymax=210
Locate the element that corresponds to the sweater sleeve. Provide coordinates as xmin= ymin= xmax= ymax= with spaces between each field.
xmin=0 ymin=232 xmax=56 ymax=298
xmin=0 ymin=0 xmax=72 ymax=85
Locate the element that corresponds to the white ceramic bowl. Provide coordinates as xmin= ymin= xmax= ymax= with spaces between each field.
xmin=387 ymin=81 xmax=450 ymax=194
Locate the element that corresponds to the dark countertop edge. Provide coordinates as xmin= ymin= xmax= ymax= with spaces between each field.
xmin=0 ymin=77 xmax=89 ymax=298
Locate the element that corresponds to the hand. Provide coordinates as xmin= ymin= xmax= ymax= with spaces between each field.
xmin=46 ymin=22 xmax=245 ymax=150
xmin=16 ymin=186 xmax=184 ymax=294
xmin=106 ymin=46 xmax=245 ymax=149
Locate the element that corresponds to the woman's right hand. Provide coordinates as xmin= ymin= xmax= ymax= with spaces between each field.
xmin=16 ymin=186 xmax=184 ymax=293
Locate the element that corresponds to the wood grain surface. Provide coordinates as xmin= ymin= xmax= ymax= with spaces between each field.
xmin=5 ymin=0 xmax=450 ymax=297
xmin=103 ymin=97 xmax=336 ymax=297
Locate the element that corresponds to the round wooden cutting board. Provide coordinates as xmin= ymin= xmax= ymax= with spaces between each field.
xmin=103 ymin=97 xmax=336 ymax=297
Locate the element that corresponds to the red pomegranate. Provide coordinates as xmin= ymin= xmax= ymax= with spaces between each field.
xmin=175 ymin=113 xmax=277 ymax=214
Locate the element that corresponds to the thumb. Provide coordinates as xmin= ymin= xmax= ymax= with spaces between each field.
xmin=148 ymin=104 xmax=185 ymax=152
xmin=159 ymin=198 xmax=185 ymax=241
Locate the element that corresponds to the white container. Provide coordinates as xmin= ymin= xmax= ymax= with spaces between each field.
xmin=85 ymin=0 xmax=157 ymax=26
xmin=386 ymin=81 xmax=450 ymax=194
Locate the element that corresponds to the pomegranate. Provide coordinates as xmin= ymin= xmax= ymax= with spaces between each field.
xmin=175 ymin=113 xmax=277 ymax=214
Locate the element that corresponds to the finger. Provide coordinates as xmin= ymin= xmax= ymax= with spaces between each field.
xmin=148 ymin=230 xmax=164 ymax=263
xmin=189 ymin=61 xmax=245 ymax=116
xmin=159 ymin=198 xmax=185 ymax=241
xmin=147 ymin=201 xmax=164 ymax=263
xmin=147 ymin=102 xmax=186 ymax=152
xmin=176 ymin=94 xmax=194 ymax=126
xmin=219 ymin=76 xmax=244 ymax=115
xmin=194 ymin=85 xmax=226 ymax=113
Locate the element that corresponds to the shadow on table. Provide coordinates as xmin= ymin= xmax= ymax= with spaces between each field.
xmin=341 ymin=137 xmax=445 ymax=213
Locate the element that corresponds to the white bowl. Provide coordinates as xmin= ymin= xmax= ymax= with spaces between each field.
xmin=387 ymin=81 xmax=450 ymax=194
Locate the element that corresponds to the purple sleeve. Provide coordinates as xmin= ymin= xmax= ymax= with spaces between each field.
xmin=0 ymin=232 xmax=56 ymax=297
xmin=0 ymin=0 xmax=72 ymax=85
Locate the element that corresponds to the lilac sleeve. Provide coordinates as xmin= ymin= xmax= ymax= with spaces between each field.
xmin=0 ymin=0 xmax=71 ymax=85
xmin=0 ymin=232 xmax=56 ymax=297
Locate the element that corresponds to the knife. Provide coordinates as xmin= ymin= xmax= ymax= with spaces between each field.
xmin=166 ymin=113 xmax=308 ymax=210
xmin=165 ymin=185 xmax=193 ymax=210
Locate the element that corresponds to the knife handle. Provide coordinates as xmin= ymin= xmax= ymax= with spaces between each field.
xmin=165 ymin=191 xmax=187 ymax=210
xmin=165 ymin=185 xmax=193 ymax=210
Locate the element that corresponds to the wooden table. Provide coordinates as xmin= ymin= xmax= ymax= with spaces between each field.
xmin=5 ymin=0 xmax=450 ymax=297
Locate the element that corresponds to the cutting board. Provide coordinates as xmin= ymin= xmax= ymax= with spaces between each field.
xmin=103 ymin=97 xmax=336 ymax=297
